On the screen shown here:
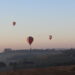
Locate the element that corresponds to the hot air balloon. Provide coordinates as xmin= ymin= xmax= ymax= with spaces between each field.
xmin=27 ymin=36 xmax=34 ymax=50
xmin=49 ymin=35 xmax=52 ymax=40
xmin=12 ymin=21 xmax=16 ymax=26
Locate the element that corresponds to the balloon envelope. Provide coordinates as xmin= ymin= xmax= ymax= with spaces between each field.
xmin=49 ymin=35 xmax=52 ymax=40
xmin=13 ymin=21 xmax=16 ymax=26
xmin=27 ymin=36 xmax=34 ymax=45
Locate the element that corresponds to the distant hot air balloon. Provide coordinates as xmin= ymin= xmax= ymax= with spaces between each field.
xmin=27 ymin=36 xmax=34 ymax=50
xmin=12 ymin=21 xmax=16 ymax=26
xmin=49 ymin=35 xmax=52 ymax=40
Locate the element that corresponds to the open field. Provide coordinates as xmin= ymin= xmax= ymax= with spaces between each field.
xmin=0 ymin=65 xmax=75 ymax=75
xmin=0 ymin=49 xmax=75 ymax=75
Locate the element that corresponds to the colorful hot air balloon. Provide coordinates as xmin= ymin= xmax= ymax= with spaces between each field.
xmin=49 ymin=35 xmax=52 ymax=40
xmin=12 ymin=21 xmax=16 ymax=26
xmin=27 ymin=36 xmax=34 ymax=50
xmin=27 ymin=36 xmax=34 ymax=45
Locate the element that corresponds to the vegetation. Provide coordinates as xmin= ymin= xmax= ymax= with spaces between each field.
xmin=0 ymin=65 xmax=75 ymax=75
xmin=0 ymin=62 xmax=6 ymax=68
xmin=0 ymin=49 xmax=75 ymax=71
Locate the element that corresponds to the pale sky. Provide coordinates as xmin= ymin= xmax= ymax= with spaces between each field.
xmin=0 ymin=0 xmax=75 ymax=51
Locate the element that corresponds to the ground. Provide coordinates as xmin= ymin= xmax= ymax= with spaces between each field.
xmin=0 ymin=65 xmax=75 ymax=75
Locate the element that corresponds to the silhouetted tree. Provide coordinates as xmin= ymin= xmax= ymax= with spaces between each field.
xmin=9 ymin=62 xmax=17 ymax=70
xmin=0 ymin=62 xmax=6 ymax=68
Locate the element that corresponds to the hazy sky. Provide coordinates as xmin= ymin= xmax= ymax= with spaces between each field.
xmin=0 ymin=0 xmax=75 ymax=50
